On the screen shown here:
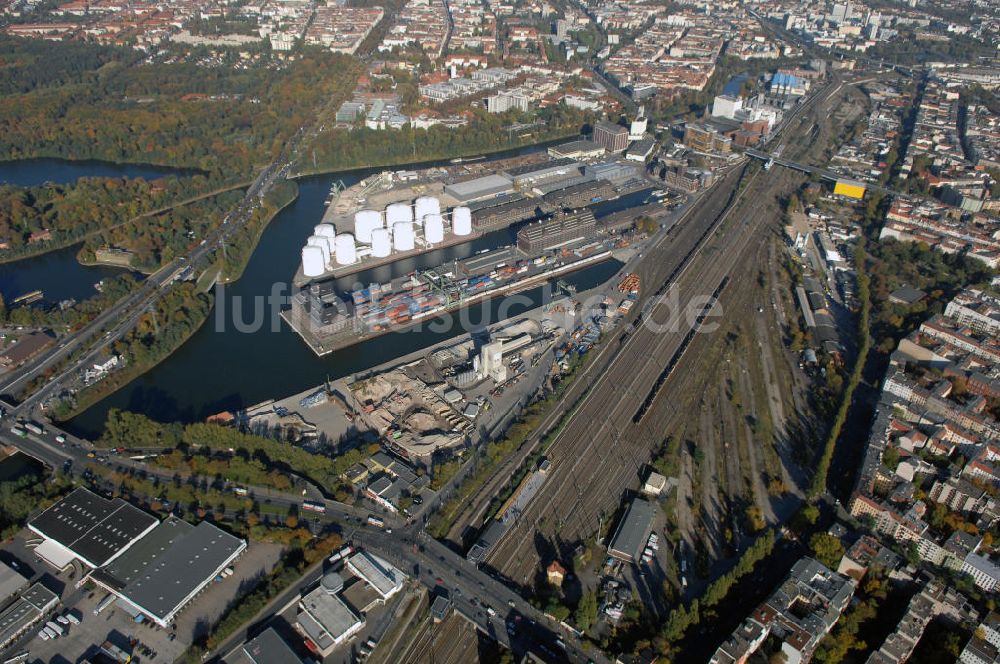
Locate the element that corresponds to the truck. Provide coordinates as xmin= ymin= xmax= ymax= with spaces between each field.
xmin=100 ymin=640 xmax=131 ymax=663
xmin=8 ymin=426 xmax=26 ymax=438
xmin=64 ymin=610 xmax=80 ymax=625
xmin=366 ymin=515 xmax=384 ymax=528
xmin=233 ymin=486 xmax=249 ymax=497
xmin=94 ymin=592 xmax=115 ymax=615
xmin=23 ymin=422 xmax=43 ymax=436
xmin=44 ymin=620 xmax=63 ymax=636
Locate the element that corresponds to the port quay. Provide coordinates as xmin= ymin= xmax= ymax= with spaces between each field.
xmin=283 ymin=148 xmax=675 ymax=357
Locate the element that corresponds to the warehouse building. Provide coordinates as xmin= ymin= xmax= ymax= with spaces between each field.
xmin=517 ymin=209 xmax=597 ymax=254
xmin=585 ymin=161 xmax=639 ymax=184
xmin=608 ymin=498 xmax=655 ymax=563
xmin=503 ymin=158 xmax=583 ymax=188
xmin=296 ymin=585 xmax=364 ymax=656
xmin=593 ymin=120 xmax=629 ymax=152
xmin=90 ymin=516 xmax=247 ymax=627
xmin=0 ymin=562 xmax=28 ymax=609
xmin=626 ymin=137 xmax=657 ymax=162
xmin=444 ymin=174 xmax=514 ymax=203
xmin=225 ymin=627 xmax=307 ymax=664
xmin=346 ymin=551 xmax=404 ymax=601
xmin=469 ymin=195 xmax=542 ymax=230
xmin=28 ymin=487 xmax=159 ymax=570
xmin=0 ymin=583 xmax=58 ymax=650
xmin=548 ymin=139 xmax=606 ymax=160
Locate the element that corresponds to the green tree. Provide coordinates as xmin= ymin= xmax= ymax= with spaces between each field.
xmin=809 ymin=532 xmax=846 ymax=569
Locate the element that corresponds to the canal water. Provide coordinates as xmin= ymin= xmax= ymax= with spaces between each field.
xmin=0 ymin=149 xmax=622 ymax=437
xmin=722 ymin=74 xmax=749 ymax=97
xmin=0 ymin=157 xmax=194 ymax=187
xmin=0 ymin=158 xmax=189 ymax=303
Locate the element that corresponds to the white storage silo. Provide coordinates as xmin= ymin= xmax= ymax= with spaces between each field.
xmin=452 ymin=206 xmax=472 ymax=236
xmin=354 ymin=209 xmax=382 ymax=244
xmin=334 ymin=234 xmax=357 ymax=265
xmin=321 ymin=236 xmax=336 ymax=262
xmin=423 ymin=213 xmax=444 ymax=244
xmin=302 ymin=245 xmax=326 ymax=277
xmin=371 ymin=227 xmax=392 ymax=258
xmin=386 ymin=203 xmax=414 ymax=226
xmin=393 ymin=222 xmax=415 ymax=251
xmin=414 ymin=196 xmax=441 ymax=223
xmin=314 ymin=223 xmax=336 ymax=238
xmin=307 ymin=235 xmax=331 ymax=266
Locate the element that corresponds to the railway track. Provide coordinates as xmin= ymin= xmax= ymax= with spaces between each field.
xmin=485 ymin=121 xmax=838 ymax=580
xmin=485 ymin=168 xmax=771 ymax=579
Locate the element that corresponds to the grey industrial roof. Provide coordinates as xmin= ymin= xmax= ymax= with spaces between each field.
xmin=503 ymin=157 xmax=580 ymax=179
xmin=298 ymin=586 xmax=362 ymax=649
xmin=550 ymin=139 xmax=605 ymax=156
xmin=226 ymin=627 xmax=306 ymax=664
xmin=347 ymin=551 xmax=402 ymax=598
xmin=444 ymin=174 xmax=513 ymax=201
xmin=0 ymin=583 xmax=57 ymax=647
xmin=29 ymin=487 xmax=158 ymax=567
xmin=95 ymin=517 xmax=245 ymax=622
xmin=608 ymin=498 xmax=655 ymax=562
xmin=0 ymin=561 xmax=28 ymax=608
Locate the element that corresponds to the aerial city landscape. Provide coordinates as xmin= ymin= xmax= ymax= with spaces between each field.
xmin=2 ymin=0 xmax=1000 ymax=663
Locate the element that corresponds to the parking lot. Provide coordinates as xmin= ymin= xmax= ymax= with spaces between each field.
xmin=1 ymin=530 xmax=281 ymax=664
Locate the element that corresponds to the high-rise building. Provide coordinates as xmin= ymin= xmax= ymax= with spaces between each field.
xmin=593 ymin=120 xmax=629 ymax=152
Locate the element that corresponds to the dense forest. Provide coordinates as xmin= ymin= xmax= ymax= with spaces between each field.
xmin=0 ymin=173 xmax=224 ymax=257
xmin=78 ymin=187 xmax=247 ymax=271
xmin=0 ymin=36 xmax=362 ymax=175
xmin=305 ymin=104 xmax=592 ymax=173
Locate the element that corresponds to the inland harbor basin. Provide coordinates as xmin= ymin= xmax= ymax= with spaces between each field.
xmin=283 ymin=145 xmax=679 ymax=356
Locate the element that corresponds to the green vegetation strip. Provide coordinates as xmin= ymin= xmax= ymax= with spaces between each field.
xmin=807 ymin=245 xmax=871 ymax=498
xmin=660 ymin=529 xmax=776 ymax=648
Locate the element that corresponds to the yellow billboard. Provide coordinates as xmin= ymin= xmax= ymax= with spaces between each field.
xmin=834 ymin=180 xmax=866 ymax=199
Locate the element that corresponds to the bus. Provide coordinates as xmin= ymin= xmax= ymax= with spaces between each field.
xmin=23 ymin=422 xmax=43 ymax=436
xmin=302 ymin=500 xmax=326 ymax=514
xmin=367 ymin=515 xmax=385 ymax=529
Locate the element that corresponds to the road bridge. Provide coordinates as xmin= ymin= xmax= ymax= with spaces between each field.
xmin=744 ymin=148 xmax=910 ymax=199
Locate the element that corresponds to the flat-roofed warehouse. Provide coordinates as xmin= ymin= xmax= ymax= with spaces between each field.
xmin=224 ymin=627 xmax=307 ymax=664
xmin=0 ymin=583 xmax=58 ymax=650
xmin=28 ymin=487 xmax=159 ymax=569
xmin=516 ymin=209 xmax=597 ymax=254
xmin=502 ymin=158 xmax=583 ymax=188
xmin=90 ymin=516 xmax=246 ymax=627
xmin=608 ymin=498 xmax=655 ymax=563
xmin=444 ymin=174 xmax=514 ymax=203
xmin=296 ymin=585 xmax=364 ymax=656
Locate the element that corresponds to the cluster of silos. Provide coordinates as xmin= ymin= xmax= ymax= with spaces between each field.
xmin=300 ymin=197 xmax=476 ymax=278
xmin=301 ymin=224 xmax=336 ymax=278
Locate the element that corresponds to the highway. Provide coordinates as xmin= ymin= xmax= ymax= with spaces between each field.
xmin=1 ymin=124 xmax=302 ymax=417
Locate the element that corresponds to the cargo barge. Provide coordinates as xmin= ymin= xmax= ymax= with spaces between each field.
xmin=283 ymin=242 xmax=614 ymax=357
